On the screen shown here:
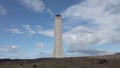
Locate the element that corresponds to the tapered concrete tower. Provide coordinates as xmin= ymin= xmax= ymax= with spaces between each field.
xmin=53 ymin=15 xmax=64 ymax=58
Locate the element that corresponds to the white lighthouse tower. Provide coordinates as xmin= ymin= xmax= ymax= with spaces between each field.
xmin=53 ymin=15 xmax=64 ymax=58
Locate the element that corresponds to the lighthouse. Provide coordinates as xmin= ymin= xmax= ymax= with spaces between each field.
xmin=53 ymin=15 xmax=64 ymax=58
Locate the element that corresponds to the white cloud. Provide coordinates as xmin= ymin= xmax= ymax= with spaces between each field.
xmin=0 ymin=5 xmax=7 ymax=16
xmin=63 ymin=26 xmax=98 ymax=47
xmin=19 ymin=0 xmax=45 ymax=13
xmin=17 ymin=0 xmax=54 ymax=17
xmin=0 ymin=45 xmax=20 ymax=53
xmin=35 ymin=42 xmax=44 ymax=50
xmin=7 ymin=28 xmax=23 ymax=34
xmin=62 ymin=0 xmax=120 ymax=54
xmin=5 ymin=25 xmax=54 ymax=37
xmin=22 ymin=25 xmax=36 ymax=36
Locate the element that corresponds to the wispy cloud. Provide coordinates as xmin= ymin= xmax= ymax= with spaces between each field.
xmin=37 ymin=52 xmax=52 ymax=58
xmin=68 ymin=48 xmax=113 ymax=56
xmin=35 ymin=42 xmax=44 ymax=50
xmin=18 ymin=0 xmax=45 ymax=13
xmin=7 ymin=28 xmax=23 ymax=34
xmin=46 ymin=8 xmax=54 ymax=17
xmin=22 ymin=25 xmax=36 ymax=36
xmin=37 ymin=29 xmax=54 ymax=38
xmin=0 ymin=5 xmax=7 ymax=16
xmin=0 ymin=45 xmax=20 ymax=53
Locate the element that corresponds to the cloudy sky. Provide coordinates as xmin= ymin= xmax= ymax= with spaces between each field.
xmin=0 ymin=0 xmax=120 ymax=59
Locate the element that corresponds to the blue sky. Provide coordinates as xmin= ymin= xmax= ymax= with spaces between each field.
xmin=0 ymin=0 xmax=120 ymax=59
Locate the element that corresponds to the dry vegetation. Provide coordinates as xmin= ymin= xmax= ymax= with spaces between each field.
xmin=0 ymin=54 xmax=120 ymax=68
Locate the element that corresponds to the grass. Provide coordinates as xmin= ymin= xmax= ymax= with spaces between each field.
xmin=0 ymin=55 xmax=120 ymax=68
